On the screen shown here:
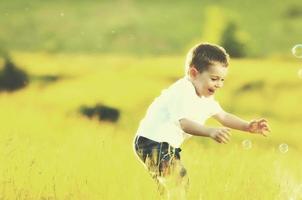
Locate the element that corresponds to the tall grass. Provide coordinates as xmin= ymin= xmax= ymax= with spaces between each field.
xmin=0 ymin=52 xmax=301 ymax=199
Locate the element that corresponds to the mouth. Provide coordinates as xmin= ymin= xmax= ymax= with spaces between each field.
xmin=208 ymin=88 xmax=215 ymax=95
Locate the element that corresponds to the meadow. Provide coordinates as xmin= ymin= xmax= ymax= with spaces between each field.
xmin=1 ymin=0 xmax=302 ymax=198
xmin=0 ymin=52 xmax=301 ymax=199
xmin=1 ymin=0 xmax=302 ymax=56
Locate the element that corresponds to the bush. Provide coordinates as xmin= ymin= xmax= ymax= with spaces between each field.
xmin=284 ymin=5 xmax=302 ymax=18
xmin=235 ymin=80 xmax=265 ymax=94
xmin=220 ymin=22 xmax=247 ymax=58
xmin=80 ymin=104 xmax=120 ymax=123
xmin=0 ymin=56 xmax=29 ymax=91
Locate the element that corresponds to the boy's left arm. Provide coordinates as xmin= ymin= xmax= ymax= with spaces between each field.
xmin=213 ymin=110 xmax=271 ymax=136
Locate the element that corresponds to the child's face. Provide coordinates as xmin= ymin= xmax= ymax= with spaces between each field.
xmin=189 ymin=64 xmax=228 ymax=97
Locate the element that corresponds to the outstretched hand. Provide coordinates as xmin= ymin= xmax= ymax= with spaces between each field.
xmin=247 ymin=119 xmax=271 ymax=136
xmin=208 ymin=127 xmax=231 ymax=144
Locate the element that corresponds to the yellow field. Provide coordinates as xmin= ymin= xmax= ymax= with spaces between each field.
xmin=0 ymin=52 xmax=301 ymax=199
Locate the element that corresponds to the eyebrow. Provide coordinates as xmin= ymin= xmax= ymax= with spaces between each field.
xmin=211 ymin=75 xmax=225 ymax=80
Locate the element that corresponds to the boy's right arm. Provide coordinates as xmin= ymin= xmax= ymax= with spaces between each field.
xmin=179 ymin=118 xmax=231 ymax=144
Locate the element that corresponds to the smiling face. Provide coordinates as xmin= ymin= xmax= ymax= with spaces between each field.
xmin=188 ymin=64 xmax=228 ymax=97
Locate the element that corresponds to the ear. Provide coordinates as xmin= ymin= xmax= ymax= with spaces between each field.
xmin=189 ymin=66 xmax=198 ymax=78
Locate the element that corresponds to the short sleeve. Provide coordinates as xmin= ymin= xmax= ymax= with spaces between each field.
xmin=167 ymin=81 xmax=197 ymax=126
xmin=169 ymin=91 xmax=193 ymax=123
xmin=209 ymin=99 xmax=223 ymax=116
xmin=165 ymin=78 xmax=224 ymax=129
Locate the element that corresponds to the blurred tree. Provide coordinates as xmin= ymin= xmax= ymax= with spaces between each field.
xmin=80 ymin=104 xmax=120 ymax=123
xmin=220 ymin=22 xmax=247 ymax=58
xmin=0 ymin=52 xmax=29 ymax=92
xmin=201 ymin=6 xmax=227 ymax=44
xmin=284 ymin=4 xmax=302 ymax=18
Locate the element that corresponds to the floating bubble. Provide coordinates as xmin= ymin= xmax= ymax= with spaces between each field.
xmin=279 ymin=143 xmax=288 ymax=153
xmin=60 ymin=12 xmax=65 ymax=17
xmin=111 ymin=30 xmax=116 ymax=34
xmin=242 ymin=139 xmax=252 ymax=150
xmin=298 ymin=68 xmax=302 ymax=79
xmin=292 ymin=44 xmax=302 ymax=58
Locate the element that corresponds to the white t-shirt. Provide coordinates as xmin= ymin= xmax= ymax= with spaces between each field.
xmin=135 ymin=77 xmax=223 ymax=148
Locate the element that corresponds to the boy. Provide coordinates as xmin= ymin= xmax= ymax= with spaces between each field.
xmin=133 ymin=43 xmax=270 ymax=200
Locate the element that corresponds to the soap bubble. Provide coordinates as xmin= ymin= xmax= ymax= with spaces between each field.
xmin=60 ymin=12 xmax=65 ymax=17
xmin=279 ymin=143 xmax=288 ymax=153
xmin=242 ymin=139 xmax=252 ymax=150
xmin=292 ymin=44 xmax=302 ymax=58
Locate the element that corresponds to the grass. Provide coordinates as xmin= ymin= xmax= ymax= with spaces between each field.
xmin=0 ymin=0 xmax=301 ymax=56
xmin=0 ymin=52 xmax=301 ymax=199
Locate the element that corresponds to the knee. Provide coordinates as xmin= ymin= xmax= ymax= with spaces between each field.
xmin=179 ymin=167 xmax=187 ymax=178
xmin=178 ymin=167 xmax=189 ymax=188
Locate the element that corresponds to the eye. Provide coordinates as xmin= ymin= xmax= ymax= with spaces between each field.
xmin=211 ymin=78 xmax=217 ymax=81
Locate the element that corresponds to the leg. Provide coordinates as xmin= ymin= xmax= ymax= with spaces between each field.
xmin=144 ymin=153 xmax=169 ymax=199
xmin=134 ymin=137 xmax=189 ymax=199
xmin=160 ymin=158 xmax=189 ymax=200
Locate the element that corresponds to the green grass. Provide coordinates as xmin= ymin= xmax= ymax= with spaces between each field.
xmin=0 ymin=52 xmax=301 ymax=199
xmin=0 ymin=0 xmax=301 ymax=56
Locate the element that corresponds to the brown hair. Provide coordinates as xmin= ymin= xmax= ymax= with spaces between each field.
xmin=185 ymin=43 xmax=230 ymax=75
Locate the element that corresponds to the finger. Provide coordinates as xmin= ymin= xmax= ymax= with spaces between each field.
xmin=259 ymin=124 xmax=268 ymax=131
xmin=213 ymin=134 xmax=221 ymax=143
xmin=258 ymin=118 xmax=267 ymax=123
xmin=221 ymin=127 xmax=230 ymax=132
xmin=259 ymin=121 xmax=266 ymax=127
xmin=260 ymin=123 xmax=271 ymax=132
xmin=260 ymin=121 xmax=269 ymax=127
xmin=219 ymin=129 xmax=231 ymax=139
xmin=222 ymin=136 xmax=230 ymax=143
xmin=261 ymin=131 xmax=268 ymax=137
xmin=261 ymin=130 xmax=268 ymax=136
xmin=216 ymin=137 xmax=222 ymax=143
xmin=261 ymin=126 xmax=270 ymax=131
xmin=218 ymin=133 xmax=229 ymax=143
xmin=260 ymin=127 xmax=270 ymax=136
xmin=258 ymin=122 xmax=266 ymax=130
xmin=265 ymin=124 xmax=272 ymax=132
xmin=218 ymin=136 xmax=227 ymax=144
xmin=215 ymin=135 xmax=223 ymax=143
xmin=222 ymin=128 xmax=231 ymax=134
xmin=221 ymin=132 xmax=230 ymax=142
xmin=225 ymin=131 xmax=232 ymax=137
